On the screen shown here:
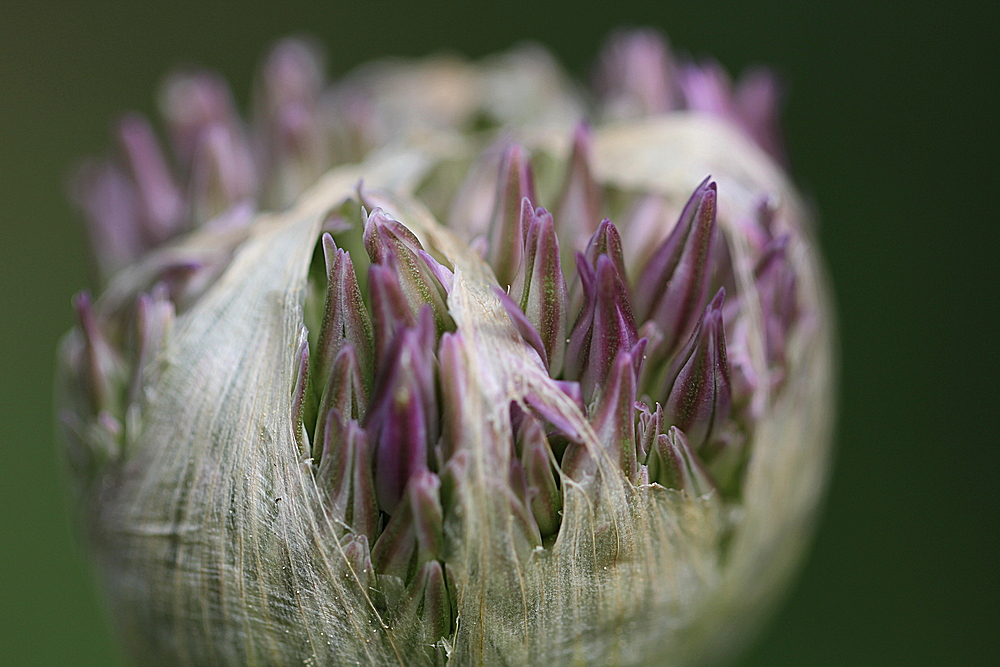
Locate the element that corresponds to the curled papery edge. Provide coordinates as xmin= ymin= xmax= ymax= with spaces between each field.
xmin=58 ymin=115 xmax=834 ymax=667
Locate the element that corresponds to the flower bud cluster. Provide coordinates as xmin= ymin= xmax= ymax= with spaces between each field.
xmin=58 ymin=29 xmax=832 ymax=667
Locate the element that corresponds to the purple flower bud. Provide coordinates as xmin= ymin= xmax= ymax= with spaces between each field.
xmin=438 ymin=448 xmax=469 ymax=521
xmin=583 ymin=218 xmax=629 ymax=284
xmin=570 ymin=218 xmax=629 ymax=317
xmin=447 ymin=140 xmax=508 ymax=242
xmin=679 ymin=60 xmax=786 ymax=163
xmin=495 ymin=286 xmax=549 ymax=369
xmin=635 ymin=177 xmax=718 ymax=357
xmin=662 ymin=288 xmax=732 ymax=452
xmin=313 ymin=343 xmax=367 ymax=461
xmin=516 ymin=415 xmax=562 ymax=538
xmin=510 ymin=208 xmax=569 ymax=374
xmin=567 ymin=253 xmax=640 ymax=403
xmin=523 ymin=389 xmax=583 ymax=444
xmin=68 ymin=159 xmax=144 ymax=277
xmin=319 ymin=419 xmax=378 ymax=543
xmin=635 ymin=400 xmax=664 ymax=464
xmin=116 ymin=114 xmax=185 ymax=243
xmin=72 ymin=292 xmax=122 ymax=416
xmin=316 ymin=233 xmax=374 ymax=388
xmin=595 ymin=28 xmax=678 ymax=118
xmin=437 ymin=332 xmax=470 ymax=467
xmin=366 ymin=312 xmax=438 ymax=513
xmin=371 ymin=469 xmax=443 ymax=580
xmin=619 ymin=195 xmax=671 ymax=272
xmin=555 ymin=123 xmax=603 ymax=252
xmin=396 ymin=560 xmax=455 ymax=644
xmin=128 ymin=285 xmax=175 ymax=408
xmin=647 ymin=426 xmax=716 ymax=497
xmin=363 ymin=208 xmax=453 ymax=335
xmin=563 ymin=346 xmax=643 ymax=481
xmin=737 ymin=193 xmax=780 ymax=256
xmin=678 ymin=60 xmax=732 ymax=120
xmin=159 ymin=70 xmax=240 ymax=173
xmin=755 ymin=234 xmax=798 ymax=372
xmin=487 ymin=144 xmax=536 ymax=287
xmin=502 ymin=462 xmax=544 ymax=551
xmin=733 ymin=67 xmax=786 ymax=164
xmin=255 ymin=38 xmax=329 ymax=207
xmin=290 ymin=327 xmax=311 ymax=457
xmin=340 ymin=533 xmax=374 ymax=594
xmin=553 ymin=380 xmax=585 ymax=414
xmin=368 ymin=263 xmax=417 ymax=360
xmin=590 ymin=349 xmax=640 ymax=479
xmin=188 ymin=121 xmax=258 ymax=225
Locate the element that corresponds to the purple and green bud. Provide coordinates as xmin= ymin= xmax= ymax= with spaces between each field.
xmin=318 ymin=418 xmax=379 ymax=543
xmin=635 ymin=177 xmax=718 ymax=358
xmin=72 ymin=292 xmax=123 ymax=417
xmin=364 ymin=207 xmax=454 ymax=336
xmin=316 ymin=232 xmax=375 ymax=391
xmin=679 ymin=59 xmax=786 ymax=163
xmin=755 ymin=234 xmax=799 ymax=371
xmin=127 ymin=284 xmax=175 ymax=407
xmin=290 ymin=326 xmax=311 ymax=457
xmin=371 ymin=469 xmax=444 ymax=581
xmin=595 ymin=28 xmax=678 ymax=119
xmin=566 ymin=252 xmax=641 ymax=404
xmin=516 ymin=414 xmax=563 ymax=538
xmin=365 ymin=309 xmax=439 ymax=514
xmin=313 ymin=342 xmax=368 ymax=461
xmin=159 ymin=70 xmax=241 ymax=174
xmin=509 ymin=207 xmax=569 ymax=375
xmin=187 ymin=119 xmax=258 ymax=226
xmin=563 ymin=346 xmax=642 ymax=482
xmin=647 ymin=426 xmax=716 ymax=497
xmin=661 ymin=288 xmax=733 ymax=452
xmin=255 ymin=38 xmax=329 ymax=208
xmin=395 ymin=559 xmax=456 ymax=647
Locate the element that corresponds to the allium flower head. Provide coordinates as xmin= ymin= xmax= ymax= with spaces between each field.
xmin=58 ymin=30 xmax=834 ymax=666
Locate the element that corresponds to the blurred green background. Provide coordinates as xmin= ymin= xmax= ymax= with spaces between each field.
xmin=1 ymin=1 xmax=995 ymax=665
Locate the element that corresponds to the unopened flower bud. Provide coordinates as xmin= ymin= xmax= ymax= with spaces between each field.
xmin=661 ymin=288 xmax=733 ymax=452
xmin=487 ymin=144 xmax=536 ymax=287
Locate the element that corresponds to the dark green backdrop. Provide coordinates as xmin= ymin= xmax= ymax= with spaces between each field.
xmin=2 ymin=2 xmax=995 ymax=665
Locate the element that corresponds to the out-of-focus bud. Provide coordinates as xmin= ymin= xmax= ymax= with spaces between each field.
xmin=255 ymin=38 xmax=330 ymax=208
xmin=115 ymin=114 xmax=185 ymax=243
xmin=555 ymin=123 xmax=603 ymax=253
xmin=68 ymin=160 xmax=144 ymax=278
xmin=595 ymin=28 xmax=678 ymax=119
xmin=486 ymin=144 xmax=536 ymax=287
xmin=679 ymin=59 xmax=786 ymax=163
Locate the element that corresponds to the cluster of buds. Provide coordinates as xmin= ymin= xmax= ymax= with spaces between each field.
xmin=58 ymin=30 xmax=834 ymax=667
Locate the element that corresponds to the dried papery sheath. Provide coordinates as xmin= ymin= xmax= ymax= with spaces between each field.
xmin=58 ymin=29 xmax=834 ymax=667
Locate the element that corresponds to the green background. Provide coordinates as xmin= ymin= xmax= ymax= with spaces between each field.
xmin=1 ymin=1 xmax=995 ymax=664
